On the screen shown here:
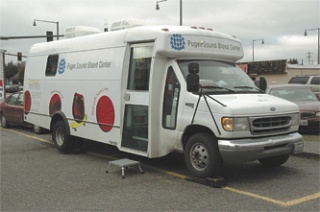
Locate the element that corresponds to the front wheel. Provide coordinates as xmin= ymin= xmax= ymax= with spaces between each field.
xmin=258 ymin=155 xmax=290 ymax=166
xmin=52 ymin=121 xmax=75 ymax=154
xmin=184 ymin=133 xmax=222 ymax=178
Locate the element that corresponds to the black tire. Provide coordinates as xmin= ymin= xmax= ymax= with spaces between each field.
xmin=258 ymin=155 xmax=290 ymax=167
xmin=52 ymin=121 xmax=75 ymax=154
xmin=0 ymin=114 xmax=10 ymax=128
xmin=73 ymin=137 xmax=85 ymax=154
xmin=184 ymin=133 xmax=222 ymax=178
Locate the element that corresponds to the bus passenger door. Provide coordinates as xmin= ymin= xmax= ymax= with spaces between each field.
xmin=121 ymin=43 xmax=153 ymax=153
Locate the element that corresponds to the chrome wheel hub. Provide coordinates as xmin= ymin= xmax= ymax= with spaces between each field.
xmin=190 ymin=143 xmax=208 ymax=171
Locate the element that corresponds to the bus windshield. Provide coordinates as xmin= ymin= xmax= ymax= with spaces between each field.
xmin=178 ymin=60 xmax=261 ymax=94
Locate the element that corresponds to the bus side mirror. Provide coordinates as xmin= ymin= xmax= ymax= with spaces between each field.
xmin=258 ymin=77 xmax=267 ymax=92
xmin=188 ymin=63 xmax=199 ymax=74
xmin=187 ymin=74 xmax=199 ymax=92
xmin=187 ymin=63 xmax=200 ymax=92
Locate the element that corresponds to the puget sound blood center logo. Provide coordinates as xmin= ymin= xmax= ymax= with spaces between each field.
xmin=170 ymin=34 xmax=185 ymax=51
xmin=58 ymin=59 xmax=66 ymax=74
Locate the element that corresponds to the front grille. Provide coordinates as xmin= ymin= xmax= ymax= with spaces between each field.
xmin=300 ymin=112 xmax=315 ymax=119
xmin=250 ymin=116 xmax=291 ymax=134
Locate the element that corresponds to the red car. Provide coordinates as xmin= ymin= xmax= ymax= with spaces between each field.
xmin=266 ymin=84 xmax=320 ymax=134
xmin=0 ymin=91 xmax=45 ymax=134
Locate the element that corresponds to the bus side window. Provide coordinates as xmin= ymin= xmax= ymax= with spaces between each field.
xmin=127 ymin=46 xmax=152 ymax=91
xmin=162 ymin=66 xmax=180 ymax=129
xmin=45 ymin=54 xmax=59 ymax=76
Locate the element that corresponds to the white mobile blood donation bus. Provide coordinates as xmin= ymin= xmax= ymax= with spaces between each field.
xmin=24 ymin=23 xmax=304 ymax=177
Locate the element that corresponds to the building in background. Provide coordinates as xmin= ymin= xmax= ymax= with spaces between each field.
xmin=237 ymin=59 xmax=320 ymax=85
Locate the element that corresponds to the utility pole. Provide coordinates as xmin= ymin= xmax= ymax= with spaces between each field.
xmin=0 ymin=49 xmax=6 ymax=102
xmin=306 ymin=52 xmax=313 ymax=65
xmin=304 ymin=28 xmax=320 ymax=64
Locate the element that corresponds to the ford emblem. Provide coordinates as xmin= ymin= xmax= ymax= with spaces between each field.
xmin=270 ymin=107 xmax=276 ymax=111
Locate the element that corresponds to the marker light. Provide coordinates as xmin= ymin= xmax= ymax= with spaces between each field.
xmin=222 ymin=117 xmax=234 ymax=131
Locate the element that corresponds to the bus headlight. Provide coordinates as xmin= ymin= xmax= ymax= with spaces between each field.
xmin=222 ymin=117 xmax=249 ymax=131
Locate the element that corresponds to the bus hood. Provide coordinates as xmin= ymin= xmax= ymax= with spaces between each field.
xmin=209 ymin=94 xmax=299 ymax=116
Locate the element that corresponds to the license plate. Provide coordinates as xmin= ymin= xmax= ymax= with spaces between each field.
xmin=299 ymin=120 xmax=308 ymax=126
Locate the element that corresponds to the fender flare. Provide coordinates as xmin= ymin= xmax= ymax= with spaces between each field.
xmin=51 ymin=111 xmax=70 ymax=135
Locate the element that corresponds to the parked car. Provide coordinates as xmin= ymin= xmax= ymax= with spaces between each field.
xmin=0 ymin=91 xmax=46 ymax=134
xmin=266 ymin=84 xmax=320 ymax=134
xmin=5 ymin=84 xmax=19 ymax=93
xmin=289 ymin=75 xmax=320 ymax=96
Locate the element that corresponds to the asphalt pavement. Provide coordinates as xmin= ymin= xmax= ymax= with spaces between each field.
xmin=301 ymin=139 xmax=320 ymax=158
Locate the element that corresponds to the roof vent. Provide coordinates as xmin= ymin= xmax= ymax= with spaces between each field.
xmin=65 ymin=26 xmax=101 ymax=39
xmin=110 ymin=19 xmax=150 ymax=31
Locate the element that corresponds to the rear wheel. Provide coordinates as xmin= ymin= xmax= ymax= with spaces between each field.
xmin=0 ymin=114 xmax=10 ymax=128
xmin=184 ymin=133 xmax=222 ymax=178
xmin=52 ymin=121 xmax=75 ymax=154
xmin=259 ymin=155 xmax=290 ymax=166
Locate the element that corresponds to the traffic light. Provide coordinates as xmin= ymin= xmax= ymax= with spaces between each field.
xmin=17 ymin=52 xmax=22 ymax=61
xmin=46 ymin=31 xmax=53 ymax=42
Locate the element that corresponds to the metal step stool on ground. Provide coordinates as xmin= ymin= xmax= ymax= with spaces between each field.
xmin=106 ymin=158 xmax=144 ymax=179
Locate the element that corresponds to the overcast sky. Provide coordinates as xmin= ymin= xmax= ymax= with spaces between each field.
xmin=1 ymin=0 xmax=319 ymax=64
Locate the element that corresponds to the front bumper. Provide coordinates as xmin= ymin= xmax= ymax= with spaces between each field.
xmin=218 ymin=132 xmax=304 ymax=163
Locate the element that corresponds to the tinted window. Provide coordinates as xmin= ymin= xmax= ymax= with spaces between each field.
xmin=121 ymin=105 xmax=148 ymax=152
xmin=127 ymin=46 xmax=152 ymax=91
xmin=311 ymin=77 xmax=320 ymax=85
xmin=289 ymin=76 xmax=308 ymax=84
xmin=162 ymin=67 xmax=180 ymax=129
xmin=45 ymin=55 xmax=59 ymax=76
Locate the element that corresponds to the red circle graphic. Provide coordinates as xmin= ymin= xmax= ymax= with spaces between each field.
xmin=96 ymin=96 xmax=115 ymax=132
xmin=49 ymin=94 xmax=62 ymax=116
xmin=24 ymin=90 xmax=31 ymax=115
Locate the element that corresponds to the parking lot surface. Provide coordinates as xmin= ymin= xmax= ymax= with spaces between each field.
xmin=1 ymin=127 xmax=319 ymax=211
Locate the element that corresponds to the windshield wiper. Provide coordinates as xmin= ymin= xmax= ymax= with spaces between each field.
xmin=233 ymin=86 xmax=264 ymax=93
xmin=201 ymin=85 xmax=237 ymax=93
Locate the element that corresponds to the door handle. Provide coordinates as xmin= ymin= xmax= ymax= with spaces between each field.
xmin=124 ymin=94 xmax=131 ymax=101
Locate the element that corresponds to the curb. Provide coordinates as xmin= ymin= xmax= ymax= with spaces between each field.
xmin=295 ymin=152 xmax=319 ymax=159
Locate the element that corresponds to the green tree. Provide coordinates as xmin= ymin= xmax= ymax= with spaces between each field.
xmin=5 ymin=61 xmax=25 ymax=85
xmin=288 ymin=58 xmax=299 ymax=64
xmin=17 ymin=62 xmax=25 ymax=85
xmin=5 ymin=61 xmax=18 ymax=80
